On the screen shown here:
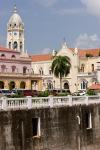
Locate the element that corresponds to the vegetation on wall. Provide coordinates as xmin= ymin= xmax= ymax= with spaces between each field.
xmin=86 ymin=89 xmax=96 ymax=95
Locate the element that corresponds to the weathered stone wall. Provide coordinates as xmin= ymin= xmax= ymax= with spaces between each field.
xmin=0 ymin=104 xmax=100 ymax=150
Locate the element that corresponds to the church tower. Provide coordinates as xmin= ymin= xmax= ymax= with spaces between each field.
xmin=7 ymin=5 xmax=25 ymax=53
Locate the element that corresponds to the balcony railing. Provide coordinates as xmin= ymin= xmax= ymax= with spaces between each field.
xmin=0 ymin=95 xmax=100 ymax=111
xmin=78 ymin=72 xmax=96 ymax=77
xmin=0 ymin=72 xmax=42 ymax=78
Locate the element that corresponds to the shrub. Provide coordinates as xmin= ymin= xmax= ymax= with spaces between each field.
xmin=10 ymin=92 xmax=24 ymax=98
xmin=38 ymin=90 xmax=50 ymax=97
xmin=86 ymin=89 xmax=96 ymax=95
xmin=57 ymin=92 xmax=69 ymax=96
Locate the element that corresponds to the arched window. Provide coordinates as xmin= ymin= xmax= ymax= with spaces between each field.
xmin=20 ymin=81 xmax=26 ymax=89
xmin=13 ymin=41 xmax=18 ymax=49
xmin=1 ymin=65 xmax=6 ymax=72
xmin=81 ymin=80 xmax=88 ymax=90
xmin=14 ymin=24 xmax=16 ymax=27
xmin=12 ymin=66 xmax=16 ymax=73
xmin=23 ymin=66 xmax=27 ymax=74
xmin=81 ymin=64 xmax=85 ymax=72
xmin=64 ymin=82 xmax=69 ymax=89
xmin=49 ymin=69 xmax=52 ymax=75
xmin=47 ymin=80 xmax=53 ymax=90
xmin=1 ymin=54 xmax=5 ymax=58
xmin=9 ymin=42 xmax=11 ymax=49
xmin=0 ymin=81 xmax=4 ymax=89
xmin=39 ymin=68 xmax=43 ymax=75
xmin=91 ymin=64 xmax=94 ymax=72
xmin=20 ymin=42 xmax=22 ymax=51
xmin=9 ymin=81 xmax=15 ymax=90
xmin=11 ymin=55 xmax=16 ymax=58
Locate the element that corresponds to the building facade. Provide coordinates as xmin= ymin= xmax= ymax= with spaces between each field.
xmin=31 ymin=42 xmax=100 ymax=93
xmin=0 ymin=6 xmax=42 ymax=90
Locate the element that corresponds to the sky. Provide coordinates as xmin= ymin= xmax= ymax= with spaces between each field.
xmin=1 ymin=0 xmax=100 ymax=54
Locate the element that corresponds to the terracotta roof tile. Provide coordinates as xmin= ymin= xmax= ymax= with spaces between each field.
xmin=79 ymin=48 xmax=100 ymax=57
xmin=31 ymin=54 xmax=53 ymax=62
xmin=0 ymin=46 xmax=19 ymax=53
xmin=89 ymin=83 xmax=100 ymax=90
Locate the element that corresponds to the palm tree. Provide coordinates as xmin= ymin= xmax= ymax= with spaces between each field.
xmin=51 ymin=56 xmax=71 ymax=91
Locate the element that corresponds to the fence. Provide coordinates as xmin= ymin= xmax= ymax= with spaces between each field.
xmin=0 ymin=95 xmax=100 ymax=111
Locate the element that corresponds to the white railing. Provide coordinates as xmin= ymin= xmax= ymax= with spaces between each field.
xmin=0 ymin=95 xmax=100 ymax=111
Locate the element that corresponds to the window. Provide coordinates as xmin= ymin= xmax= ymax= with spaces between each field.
xmin=85 ymin=112 xmax=92 ymax=129
xmin=11 ymin=55 xmax=16 ymax=58
xmin=23 ymin=67 xmax=27 ymax=74
xmin=39 ymin=68 xmax=43 ymax=75
xmin=49 ymin=69 xmax=52 ymax=75
xmin=81 ymin=64 xmax=85 ymax=72
xmin=20 ymin=81 xmax=26 ymax=89
xmin=31 ymin=69 xmax=34 ymax=74
xmin=9 ymin=42 xmax=11 ymax=49
xmin=64 ymin=82 xmax=69 ymax=89
xmin=12 ymin=66 xmax=16 ymax=73
xmin=47 ymin=83 xmax=53 ymax=90
xmin=91 ymin=64 xmax=94 ymax=72
xmin=81 ymin=80 xmax=88 ymax=90
xmin=14 ymin=24 xmax=16 ymax=27
xmin=1 ymin=54 xmax=5 ymax=58
xmin=1 ymin=65 xmax=6 ymax=72
xmin=20 ymin=42 xmax=22 ymax=51
xmin=32 ymin=118 xmax=40 ymax=137
xmin=14 ymin=32 xmax=17 ymax=35
xmin=13 ymin=41 xmax=18 ymax=49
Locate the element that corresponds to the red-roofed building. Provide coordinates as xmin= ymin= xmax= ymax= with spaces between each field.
xmin=89 ymin=83 xmax=100 ymax=90
xmin=0 ymin=6 xmax=42 ymax=91
xmin=31 ymin=42 xmax=100 ymax=92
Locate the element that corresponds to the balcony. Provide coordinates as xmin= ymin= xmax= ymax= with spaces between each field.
xmin=0 ymin=72 xmax=42 ymax=79
xmin=78 ymin=72 xmax=96 ymax=77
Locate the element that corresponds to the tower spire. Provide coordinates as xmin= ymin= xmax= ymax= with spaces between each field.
xmin=13 ymin=5 xmax=17 ymax=13
xmin=7 ymin=6 xmax=25 ymax=52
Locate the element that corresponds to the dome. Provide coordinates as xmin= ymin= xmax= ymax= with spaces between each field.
xmin=8 ymin=5 xmax=23 ymax=27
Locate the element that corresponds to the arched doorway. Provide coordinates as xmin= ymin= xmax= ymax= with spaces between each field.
xmin=9 ymin=81 xmax=15 ymax=90
xmin=20 ymin=81 xmax=26 ymax=89
xmin=0 ymin=81 xmax=4 ymax=89
xmin=64 ymin=82 xmax=69 ymax=89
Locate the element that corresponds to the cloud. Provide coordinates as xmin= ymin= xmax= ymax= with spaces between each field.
xmin=75 ymin=33 xmax=100 ymax=48
xmin=33 ymin=0 xmax=58 ymax=7
xmin=81 ymin=0 xmax=100 ymax=17
xmin=55 ymin=8 xmax=84 ymax=16
xmin=42 ymin=48 xmax=51 ymax=54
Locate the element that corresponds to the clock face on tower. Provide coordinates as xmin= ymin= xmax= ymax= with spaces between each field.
xmin=14 ymin=32 xmax=17 ymax=35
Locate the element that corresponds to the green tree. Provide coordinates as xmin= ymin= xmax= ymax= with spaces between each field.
xmin=51 ymin=56 xmax=71 ymax=91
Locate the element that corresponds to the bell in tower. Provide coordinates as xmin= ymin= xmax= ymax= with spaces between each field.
xmin=7 ymin=5 xmax=25 ymax=53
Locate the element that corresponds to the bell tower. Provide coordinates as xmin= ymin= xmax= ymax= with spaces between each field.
xmin=7 ymin=5 xmax=25 ymax=53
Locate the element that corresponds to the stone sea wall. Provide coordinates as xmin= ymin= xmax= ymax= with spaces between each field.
xmin=0 ymin=104 xmax=100 ymax=150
